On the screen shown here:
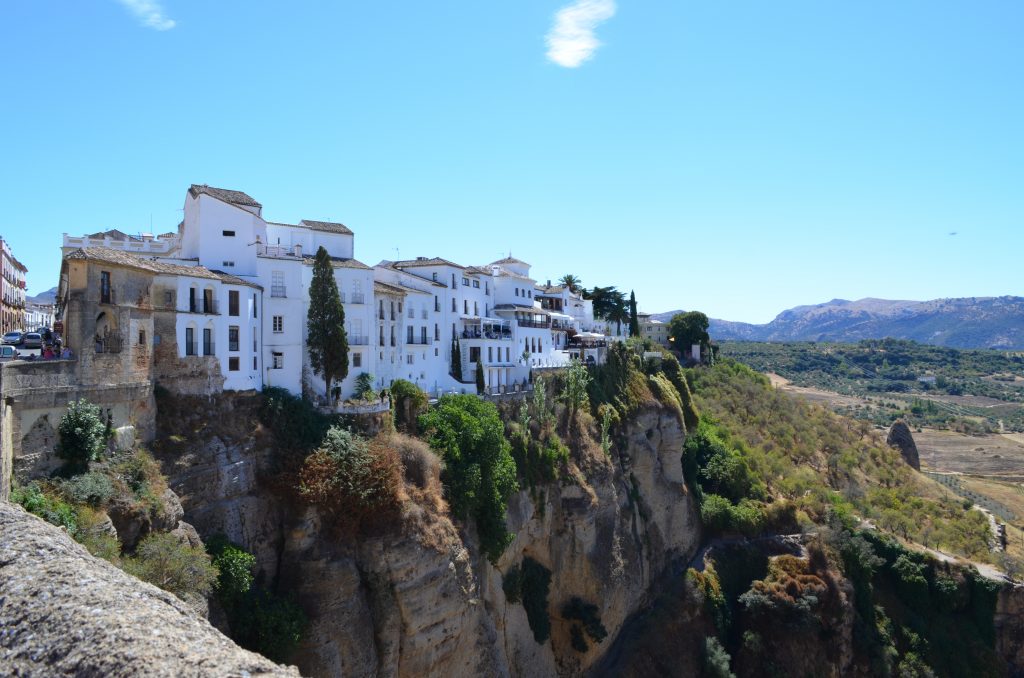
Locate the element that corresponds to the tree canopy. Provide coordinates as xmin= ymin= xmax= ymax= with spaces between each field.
xmin=559 ymin=274 xmax=582 ymax=294
xmin=307 ymin=246 xmax=349 ymax=399
xmin=668 ymin=311 xmax=711 ymax=355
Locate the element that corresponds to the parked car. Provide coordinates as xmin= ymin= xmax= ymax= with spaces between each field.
xmin=2 ymin=331 xmax=24 ymax=346
xmin=22 ymin=332 xmax=43 ymax=349
xmin=0 ymin=345 xmax=20 ymax=360
xmin=35 ymin=327 xmax=53 ymax=343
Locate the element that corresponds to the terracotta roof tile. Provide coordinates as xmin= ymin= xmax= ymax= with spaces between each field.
xmin=189 ymin=184 xmax=262 ymax=208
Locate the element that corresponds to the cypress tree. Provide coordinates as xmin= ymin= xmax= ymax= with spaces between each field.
xmin=452 ymin=338 xmax=463 ymax=380
xmin=629 ymin=290 xmax=640 ymax=338
xmin=476 ymin=358 xmax=486 ymax=394
xmin=307 ymin=246 xmax=349 ymax=401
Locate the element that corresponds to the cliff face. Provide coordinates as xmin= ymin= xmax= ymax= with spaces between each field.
xmin=154 ymin=395 xmax=700 ymax=677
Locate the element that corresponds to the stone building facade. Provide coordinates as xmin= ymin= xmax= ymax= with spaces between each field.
xmin=1 ymin=238 xmax=27 ymax=335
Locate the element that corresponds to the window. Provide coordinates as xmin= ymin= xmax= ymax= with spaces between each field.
xmin=506 ymin=347 xmax=510 ymax=362
xmin=398 ymin=301 xmax=403 ymax=313
xmin=379 ymin=327 xmax=385 ymax=346
xmin=253 ymin=294 xmax=257 ymax=318
xmin=185 ymin=327 xmax=196 ymax=356
xmin=464 ymin=300 xmax=468 ymax=315
xmin=407 ymin=326 xmax=414 ymax=344
xmin=432 ymin=272 xmax=438 ymax=281
xmin=434 ymin=323 xmax=439 ymax=341
xmin=203 ymin=289 xmax=214 ymax=314
xmin=229 ymin=290 xmax=239 ymax=316
xmin=434 ymin=296 xmax=440 ymax=312
xmin=271 ymin=271 xmax=285 ymax=298
xmin=229 ymin=357 xmax=239 ymax=371
xmin=485 ymin=282 xmax=489 ymax=295
xmin=222 ymin=261 xmax=235 ymax=268
xmin=272 ymin=315 xmax=283 ymax=333
xmin=451 ymin=273 xmax=456 ymax=289
xmin=203 ymin=328 xmax=213 ymax=355
xmin=379 ymin=300 xmax=384 ymax=319
xmin=421 ymin=326 xmax=427 ymax=344
xmin=435 ymin=348 xmax=439 ymax=356
xmin=469 ymin=346 xmax=480 ymax=362
xmin=353 ymin=352 xmax=362 ymax=368
xmin=515 ymin=288 xmax=519 ymax=297
xmin=138 ymin=330 xmax=146 ymax=346
xmin=272 ymin=352 xmax=283 ymax=369
xmin=452 ymin=298 xmax=456 ymax=312
xmin=474 ymin=302 xmax=478 ymax=315
xmin=189 ymin=287 xmax=197 ymax=312
xmin=229 ymin=326 xmax=239 ymax=351
xmin=473 ymin=280 xmax=479 ymax=288
xmin=164 ymin=290 xmax=173 ymax=307
xmin=222 ymin=230 xmax=236 ymax=237
xmin=407 ymin=354 xmax=415 ymax=365
xmin=488 ymin=346 xmax=493 ymax=362
xmin=407 ymin=304 xmax=414 ymax=319
xmin=462 ymin=277 xmax=469 ymax=286
xmin=100 ymin=271 xmax=111 ymax=303
xmin=253 ymin=356 xmax=257 ymax=370
xmin=528 ymin=290 xmax=532 ymax=298
xmin=253 ymin=337 xmax=257 ymax=352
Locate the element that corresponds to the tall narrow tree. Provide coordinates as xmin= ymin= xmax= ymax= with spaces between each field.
xmin=629 ymin=290 xmax=640 ymax=337
xmin=452 ymin=337 xmax=463 ymax=380
xmin=475 ymin=358 xmax=486 ymax=394
xmin=307 ymin=246 xmax=349 ymax=401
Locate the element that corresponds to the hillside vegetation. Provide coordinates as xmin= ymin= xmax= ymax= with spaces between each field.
xmin=722 ymin=339 xmax=1024 ymax=432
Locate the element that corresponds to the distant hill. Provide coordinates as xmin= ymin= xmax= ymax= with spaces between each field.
xmin=27 ymin=286 xmax=57 ymax=305
xmin=653 ymin=296 xmax=1024 ymax=350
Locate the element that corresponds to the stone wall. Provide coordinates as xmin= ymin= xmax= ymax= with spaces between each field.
xmin=151 ymin=309 xmax=225 ymax=396
xmin=0 ymin=359 xmax=154 ymax=500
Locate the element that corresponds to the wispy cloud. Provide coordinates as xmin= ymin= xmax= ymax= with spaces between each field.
xmin=545 ymin=0 xmax=616 ymax=68
xmin=116 ymin=0 xmax=176 ymax=31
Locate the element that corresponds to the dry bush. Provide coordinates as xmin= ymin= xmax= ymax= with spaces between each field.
xmin=390 ymin=433 xmax=447 ymax=513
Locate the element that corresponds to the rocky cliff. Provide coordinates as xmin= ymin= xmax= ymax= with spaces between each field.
xmin=153 ymin=393 xmax=700 ymax=677
xmin=886 ymin=419 xmax=921 ymax=471
xmin=0 ymin=500 xmax=299 ymax=678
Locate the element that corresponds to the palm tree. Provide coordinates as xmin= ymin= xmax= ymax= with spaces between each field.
xmin=559 ymin=274 xmax=582 ymax=294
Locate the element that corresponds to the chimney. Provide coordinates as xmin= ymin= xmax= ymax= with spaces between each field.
xmin=293 ymin=244 xmax=302 ymax=257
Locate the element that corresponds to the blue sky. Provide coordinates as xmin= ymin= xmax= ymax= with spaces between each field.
xmin=2 ymin=1 xmax=1021 ymax=323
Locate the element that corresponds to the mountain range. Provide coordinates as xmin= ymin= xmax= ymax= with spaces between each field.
xmin=27 ymin=286 xmax=57 ymax=305
xmin=652 ymin=296 xmax=1024 ymax=350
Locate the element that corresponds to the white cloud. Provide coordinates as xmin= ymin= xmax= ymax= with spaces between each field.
xmin=545 ymin=0 xmax=616 ymax=68
xmin=116 ymin=0 xmax=176 ymax=31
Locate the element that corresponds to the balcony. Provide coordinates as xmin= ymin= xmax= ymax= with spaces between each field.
xmin=95 ymin=333 xmax=123 ymax=354
xmin=349 ymin=334 xmax=369 ymax=345
xmin=406 ymin=337 xmax=431 ymax=345
xmin=517 ymin=318 xmax=551 ymax=329
xmin=189 ymin=299 xmax=219 ymax=314
xmin=460 ymin=328 xmax=512 ymax=341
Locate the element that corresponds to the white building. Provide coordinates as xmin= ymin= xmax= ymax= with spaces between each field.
xmin=60 ymin=184 xmax=627 ymax=399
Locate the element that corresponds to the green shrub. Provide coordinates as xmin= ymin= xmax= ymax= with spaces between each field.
xmin=56 ymin=399 xmax=107 ymax=472
xmin=74 ymin=506 xmax=121 ymax=562
xmin=123 ymin=532 xmax=219 ymax=600
xmin=353 ymin=372 xmax=377 ymax=401
xmin=519 ymin=557 xmax=552 ymax=644
xmin=503 ymin=564 xmax=523 ymax=603
xmin=704 ymin=636 xmax=735 ymax=678
xmin=389 ymin=379 xmax=428 ymax=433
xmin=12 ymin=482 xmax=78 ymax=532
xmin=206 ymin=534 xmax=256 ymax=604
xmin=61 ymin=471 xmax=115 ymax=507
xmin=561 ymin=596 xmax=607 ymax=648
xmin=419 ymin=395 xmax=519 ymax=562
xmin=112 ymin=449 xmax=167 ymax=519
xmin=230 ymin=587 xmax=308 ymax=663
xmin=260 ymin=386 xmax=332 ymax=462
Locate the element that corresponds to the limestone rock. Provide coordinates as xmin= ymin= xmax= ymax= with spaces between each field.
xmin=0 ymin=500 xmax=299 ymax=678
xmin=886 ymin=420 xmax=921 ymax=470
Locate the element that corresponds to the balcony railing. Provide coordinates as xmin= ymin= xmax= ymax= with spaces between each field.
xmin=349 ymin=293 xmax=365 ymax=305
xmin=407 ymin=337 xmax=430 ymax=345
xmin=95 ymin=333 xmax=123 ymax=354
xmin=517 ymin=319 xmax=551 ymax=329
xmin=185 ymin=341 xmax=198 ymax=356
xmin=99 ymin=289 xmax=116 ymax=305
xmin=202 ymin=342 xmax=216 ymax=356
xmin=461 ymin=329 xmax=513 ymax=341
xmin=271 ymin=285 xmax=286 ymax=298
xmin=349 ymin=334 xmax=369 ymax=345
xmin=189 ymin=299 xmax=219 ymax=314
